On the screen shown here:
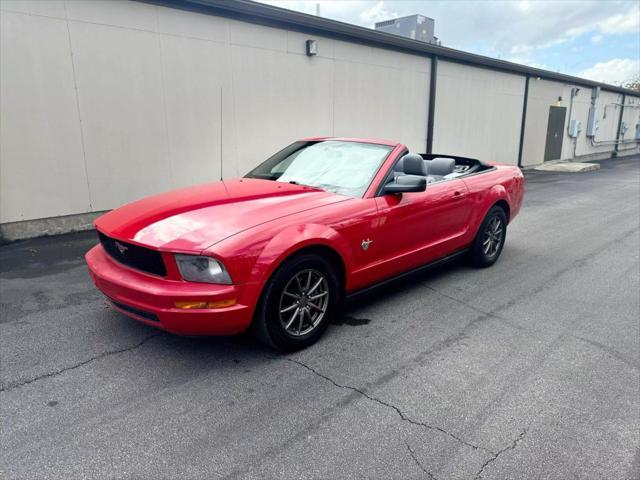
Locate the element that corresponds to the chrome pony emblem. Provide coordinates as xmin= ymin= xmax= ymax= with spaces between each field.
xmin=361 ymin=239 xmax=373 ymax=251
xmin=115 ymin=241 xmax=128 ymax=255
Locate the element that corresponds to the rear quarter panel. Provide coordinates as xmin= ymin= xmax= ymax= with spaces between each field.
xmin=461 ymin=165 xmax=524 ymax=242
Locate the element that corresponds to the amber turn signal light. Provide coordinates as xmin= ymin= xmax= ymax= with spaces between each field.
xmin=174 ymin=299 xmax=236 ymax=309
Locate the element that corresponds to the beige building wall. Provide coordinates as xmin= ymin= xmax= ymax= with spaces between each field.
xmin=561 ymin=87 xmax=621 ymax=160
xmin=0 ymin=0 xmax=430 ymax=224
xmin=0 ymin=2 xmax=92 ymax=223
xmin=617 ymin=96 xmax=640 ymax=156
xmin=432 ymin=61 xmax=525 ymax=165
xmin=1 ymin=0 xmax=637 ymax=235
xmin=522 ymin=79 xmax=640 ymax=167
xmin=521 ymin=79 xmax=564 ymax=167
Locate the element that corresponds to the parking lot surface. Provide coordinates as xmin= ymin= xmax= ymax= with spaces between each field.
xmin=1 ymin=156 xmax=639 ymax=480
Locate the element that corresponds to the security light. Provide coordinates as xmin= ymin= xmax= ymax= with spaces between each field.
xmin=306 ymin=39 xmax=317 ymax=56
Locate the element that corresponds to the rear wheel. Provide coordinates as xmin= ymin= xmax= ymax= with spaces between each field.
xmin=253 ymin=254 xmax=339 ymax=351
xmin=469 ymin=206 xmax=507 ymax=268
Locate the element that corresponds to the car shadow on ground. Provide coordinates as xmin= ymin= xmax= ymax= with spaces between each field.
xmin=108 ymin=255 xmax=472 ymax=361
xmin=1 ymin=229 xmax=477 ymax=386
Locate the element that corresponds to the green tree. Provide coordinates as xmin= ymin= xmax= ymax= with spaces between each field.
xmin=623 ymin=77 xmax=640 ymax=92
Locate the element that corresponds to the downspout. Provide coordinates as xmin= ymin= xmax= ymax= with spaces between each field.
xmin=517 ymin=76 xmax=530 ymax=167
xmin=567 ymin=87 xmax=579 ymax=159
xmin=426 ymin=55 xmax=438 ymax=154
xmin=614 ymin=94 xmax=625 ymax=155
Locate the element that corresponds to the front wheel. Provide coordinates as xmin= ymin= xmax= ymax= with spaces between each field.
xmin=253 ymin=254 xmax=339 ymax=351
xmin=468 ymin=206 xmax=507 ymax=268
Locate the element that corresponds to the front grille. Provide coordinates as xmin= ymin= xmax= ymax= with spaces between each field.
xmin=98 ymin=231 xmax=167 ymax=277
xmin=110 ymin=299 xmax=159 ymax=322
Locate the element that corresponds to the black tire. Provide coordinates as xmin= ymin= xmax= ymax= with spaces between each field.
xmin=253 ymin=254 xmax=340 ymax=351
xmin=469 ymin=206 xmax=507 ymax=268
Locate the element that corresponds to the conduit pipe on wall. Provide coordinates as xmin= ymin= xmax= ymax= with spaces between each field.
xmin=589 ymin=138 xmax=639 ymax=146
xmin=585 ymin=90 xmax=640 ymax=148
xmin=566 ymin=87 xmax=579 ymax=136
xmin=603 ymin=103 xmax=640 ymax=109
xmin=593 ymin=93 xmax=640 ymax=147
xmin=566 ymin=87 xmax=581 ymax=158
xmin=604 ymin=102 xmax=640 ymax=119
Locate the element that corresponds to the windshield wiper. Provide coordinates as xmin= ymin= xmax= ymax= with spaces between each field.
xmin=282 ymin=179 xmax=326 ymax=191
xmin=287 ymin=180 xmax=315 ymax=188
xmin=245 ymin=173 xmax=278 ymax=180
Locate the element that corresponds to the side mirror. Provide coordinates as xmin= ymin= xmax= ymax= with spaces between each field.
xmin=383 ymin=175 xmax=427 ymax=194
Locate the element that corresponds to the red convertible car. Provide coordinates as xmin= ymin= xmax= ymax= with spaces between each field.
xmin=86 ymin=138 xmax=524 ymax=350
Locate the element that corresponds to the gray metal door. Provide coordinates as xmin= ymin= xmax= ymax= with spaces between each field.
xmin=544 ymin=106 xmax=566 ymax=162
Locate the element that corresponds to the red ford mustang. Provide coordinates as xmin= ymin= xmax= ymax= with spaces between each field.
xmin=86 ymin=138 xmax=524 ymax=350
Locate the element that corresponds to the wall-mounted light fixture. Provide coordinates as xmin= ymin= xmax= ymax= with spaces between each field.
xmin=306 ymin=39 xmax=317 ymax=56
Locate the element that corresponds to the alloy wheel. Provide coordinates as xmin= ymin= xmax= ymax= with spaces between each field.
xmin=482 ymin=216 xmax=504 ymax=257
xmin=279 ymin=269 xmax=329 ymax=336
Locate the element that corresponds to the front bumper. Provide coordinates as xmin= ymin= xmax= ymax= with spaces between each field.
xmin=85 ymin=245 xmax=255 ymax=335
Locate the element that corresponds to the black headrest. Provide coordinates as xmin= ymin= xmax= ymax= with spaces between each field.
xmin=430 ymin=157 xmax=455 ymax=176
xmin=401 ymin=154 xmax=427 ymax=176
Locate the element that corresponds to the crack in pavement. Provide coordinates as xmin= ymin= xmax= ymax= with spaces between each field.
xmin=406 ymin=441 xmax=437 ymax=480
xmin=473 ymin=429 xmax=527 ymax=479
xmin=422 ymin=225 xmax=639 ymax=328
xmin=571 ymin=335 xmax=639 ymax=371
xmin=285 ymin=357 xmax=494 ymax=455
xmin=284 ymin=358 xmax=531 ymax=479
xmin=425 ymin=284 xmax=640 ymax=371
xmin=0 ymin=334 xmax=161 ymax=392
xmin=420 ymin=284 xmax=520 ymax=330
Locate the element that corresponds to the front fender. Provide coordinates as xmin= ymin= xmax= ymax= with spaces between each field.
xmin=247 ymin=224 xmax=353 ymax=286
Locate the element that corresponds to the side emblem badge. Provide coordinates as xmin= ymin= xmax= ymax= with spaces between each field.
xmin=115 ymin=241 xmax=128 ymax=255
xmin=361 ymin=238 xmax=373 ymax=251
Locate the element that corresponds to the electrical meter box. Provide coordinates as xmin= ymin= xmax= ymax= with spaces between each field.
xmin=568 ymin=119 xmax=582 ymax=138
xmin=585 ymin=86 xmax=600 ymax=138
xmin=620 ymin=121 xmax=628 ymax=136
xmin=586 ymin=106 xmax=598 ymax=137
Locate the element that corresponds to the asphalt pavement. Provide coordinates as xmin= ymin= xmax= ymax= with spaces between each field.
xmin=1 ymin=155 xmax=639 ymax=480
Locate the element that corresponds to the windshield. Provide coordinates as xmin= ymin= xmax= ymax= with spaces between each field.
xmin=245 ymin=140 xmax=393 ymax=197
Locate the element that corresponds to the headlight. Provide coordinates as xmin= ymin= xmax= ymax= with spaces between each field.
xmin=174 ymin=254 xmax=232 ymax=284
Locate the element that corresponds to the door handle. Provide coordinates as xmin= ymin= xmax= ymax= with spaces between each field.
xmin=453 ymin=191 xmax=465 ymax=199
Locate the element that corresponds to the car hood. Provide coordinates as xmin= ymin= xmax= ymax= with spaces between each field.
xmin=95 ymin=179 xmax=349 ymax=252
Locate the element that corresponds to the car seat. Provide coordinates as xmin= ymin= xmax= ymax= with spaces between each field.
xmin=428 ymin=157 xmax=456 ymax=181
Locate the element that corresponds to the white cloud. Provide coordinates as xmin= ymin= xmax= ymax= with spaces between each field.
xmin=597 ymin=5 xmax=640 ymax=34
xmin=261 ymin=1 xmax=373 ymax=21
xmin=563 ymin=4 xmax=639 ymax=40
xmin=518 ymin=1 xmax=531 ymax=12
xmin=577 ymin=58 xmax=640 ymax=85
xmin=505 ymin=58 xmax=549 ymax=71
xmin=506 ymin=2 xmax=639 ymax=55
xmin=260 ymin=0 xmax=638 ymax=55
xmin=509 ymin=37 xmax=567 ymax=55
xmin=259 ymin=0 xmax=640 ymax=82
xmin=359 ymin=1 xmax=397 ymax=24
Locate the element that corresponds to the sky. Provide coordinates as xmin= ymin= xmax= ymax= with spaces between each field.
xmin=258 ymin=0 xmax=640 ymax=86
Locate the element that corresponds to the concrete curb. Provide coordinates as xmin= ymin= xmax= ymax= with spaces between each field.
xmin=0 ymin=211 xmax=106 ymax=244
xmin=534 ymin=162 xmax=600 ymax=173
